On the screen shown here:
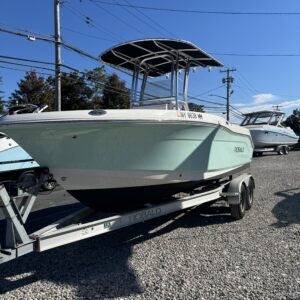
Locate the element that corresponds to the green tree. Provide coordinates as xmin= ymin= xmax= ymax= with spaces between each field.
xmin=9 ymin=71 xmax=54 ymax=110
xmin=286 ymin=108 xmax=300 ymax=136
xmin=188 ymin=102 xmax=204 ymax=112
xmin=102 ymin=73 xmax=130 ymax=109
xmin=85 ymin=66 xmax=107 ymax=109
xmin=48 ymin=72 xmax=93 ymax=110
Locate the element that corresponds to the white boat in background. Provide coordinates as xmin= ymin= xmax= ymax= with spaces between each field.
xmin=0 ymin=132 xmax=39 ymax=174
xmin=241 ymin=110 xmax=299 ymax=155
xmin=0 ymin=38 xmax=253 ymax=210
xmin=0 ymin=103 xmax=56 ymax=190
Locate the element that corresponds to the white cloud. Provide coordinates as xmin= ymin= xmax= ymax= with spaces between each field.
xmin=252 ymin=93 xmax=278 ymax=104
xmin=237 ymin=99 xmax=300 ymax=114
xmin=278 ymin=99 xmax=300 ymax=109
xmin=232 ymin=102 xmax=245 ymax=107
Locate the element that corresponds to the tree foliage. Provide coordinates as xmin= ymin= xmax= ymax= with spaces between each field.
xmin=48 ymin=72 xmax=93 ymax=110
xmin=188 ymin=102 xmax=204 ymax=112
xmin=102 ymin=73 xmax=130 ymax=109
xmin=286 ymin=108 xmax=300 ymax=136
xmin=85 ymin=66 xmax=107 ymax=109
xmin=9 ymin=71 xmax=54 ymax=110
xmin=8 ymin=68 xmax=131 ymax=111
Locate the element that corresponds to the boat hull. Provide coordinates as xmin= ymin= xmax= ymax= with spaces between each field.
xmin=248 ymin=127 xmax=298 ymax=148
xmin=0 ymin=137 xmax=39 ymax=173
xmin=0 ymin=110 xmax=253 ymax=210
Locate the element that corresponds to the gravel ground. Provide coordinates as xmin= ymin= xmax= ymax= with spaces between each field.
xmin=0 ymin=151 xmax=299 ymax=300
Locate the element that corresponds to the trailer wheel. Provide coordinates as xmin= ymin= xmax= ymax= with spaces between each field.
xmin=230 ymin=184 xmax=247 ymax=220
xmin=245 ymin=178 xmax=254 ymax=210
xmin=283 ymin=146 xmax=289 ymax=155
xmin=253 ymin=152 xmax=262 ymax=157
xmin=277 ymin=147 xmax=284 ymax=155
xmin=41 ymin=180 xmax=56 ymax=191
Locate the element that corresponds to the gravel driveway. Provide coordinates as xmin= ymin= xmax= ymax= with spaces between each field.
xmin=0 ymin=151 xmax=299 ymax=300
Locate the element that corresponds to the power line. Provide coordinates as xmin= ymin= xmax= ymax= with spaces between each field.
xmin=0 ymin=65 xmax=54 ymax=77
xmin=90 ymin=1 xmax=300 ymax=15
xmin=0 ymin=54 xmax=95 ymax=75
xmin=114 ymin=0 xmax=173 ymax=37
xmin=88 ymin=0 xmax=147 ymax=36
xmin=229 ymin=104 xmax=244 ymax=115
xmin=201 ymin=106 xmax=226 ymax=109
xmin=211 ymin=52 xmax=300 ymax=57
xmin=0 ymin=22 xmax=53 ymax=39
xmin=121 ymin=0 xmax=176 ymax=37
xmin=62 ymin=26 xmax=117 ymax=42
xmin=193 ymin=85 xmax=225 ymax=97
xmin=62 ymin=2 xmax=121 ymax=41
xmin=188 ymin=95 xmax=226 ymax=106
xmin=0 ymin=26 xmax=101 ymax=64
xmin=0 ymin=59 xmax=55 ymax=72
xmin=0 ymin=63 xmax=131 ymax=98
xmin=0 ymin=52 xmax=131 ymax=98
xmin=0 ymin=55 xmax=54 ymax=66
xmin=234 ymin=83 xmax=256 ymax=95
xmin=230 ymin=111 xmax=244 ymax=120
xmin=0 ymin=27 xmax=54 ymax=43
xmin=235 ymin=71 xmax=258 ymax=93
xmin=61 ymin=41 xmax=100 ymax=62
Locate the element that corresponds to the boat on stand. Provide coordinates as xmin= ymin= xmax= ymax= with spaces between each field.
xmin=0 ymin=38 xmax=254 ymax=210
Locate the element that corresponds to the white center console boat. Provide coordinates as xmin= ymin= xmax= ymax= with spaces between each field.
xmin=0 ymin=39 xmax=255 ymax=265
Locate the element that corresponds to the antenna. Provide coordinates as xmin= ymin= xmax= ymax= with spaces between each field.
xmin=272 ymin=105 xmax=282 ymax=111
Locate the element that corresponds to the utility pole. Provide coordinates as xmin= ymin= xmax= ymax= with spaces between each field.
xmin=54 ymin=0 xmax=61 ymax=111
xmin=272 ymin=105 xmax=282 ymax=111
xmin=220 ymin=68 xmax=236 ymax=121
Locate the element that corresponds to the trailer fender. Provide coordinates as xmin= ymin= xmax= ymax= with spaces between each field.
xmin=222 ymin=174 xmax=255 ymax=205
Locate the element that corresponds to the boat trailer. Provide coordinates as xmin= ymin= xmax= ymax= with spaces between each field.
xmin=0 ymin=170 xmax=255 ymax=265
xmin=254 ymin=145 xmax=291 ymax=156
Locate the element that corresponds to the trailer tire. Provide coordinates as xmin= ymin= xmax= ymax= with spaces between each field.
xmin=253 ymin=152 xmax=262 ymax=157
xmin=41 ymin=180 xmax=56 ymax=191
xmin=230 ymin=183 xmax=247 ymax=220
xmin=246 ymin=178 xmax=254 ymax=210
xmin=277 ymin=147 xmax=284 ymax=155
xmin=283 ymin=146 xmax=289 ymax=155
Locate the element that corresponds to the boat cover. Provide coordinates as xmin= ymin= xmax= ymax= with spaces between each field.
xmin=101 ymin=38 xmax=223 ymax=77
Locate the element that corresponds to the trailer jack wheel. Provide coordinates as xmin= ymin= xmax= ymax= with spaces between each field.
xmin=230 ymin=184 xmax=247 ymax=220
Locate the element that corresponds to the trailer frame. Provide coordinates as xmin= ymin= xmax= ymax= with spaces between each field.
xmin=254 ymin=144 xmax=290 ymax=156
xmin=0 ymin=172 xmax=254 ymax=265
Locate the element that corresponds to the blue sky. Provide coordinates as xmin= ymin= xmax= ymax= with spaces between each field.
xmin=1 ymin=0 xmax=300 ymax=121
